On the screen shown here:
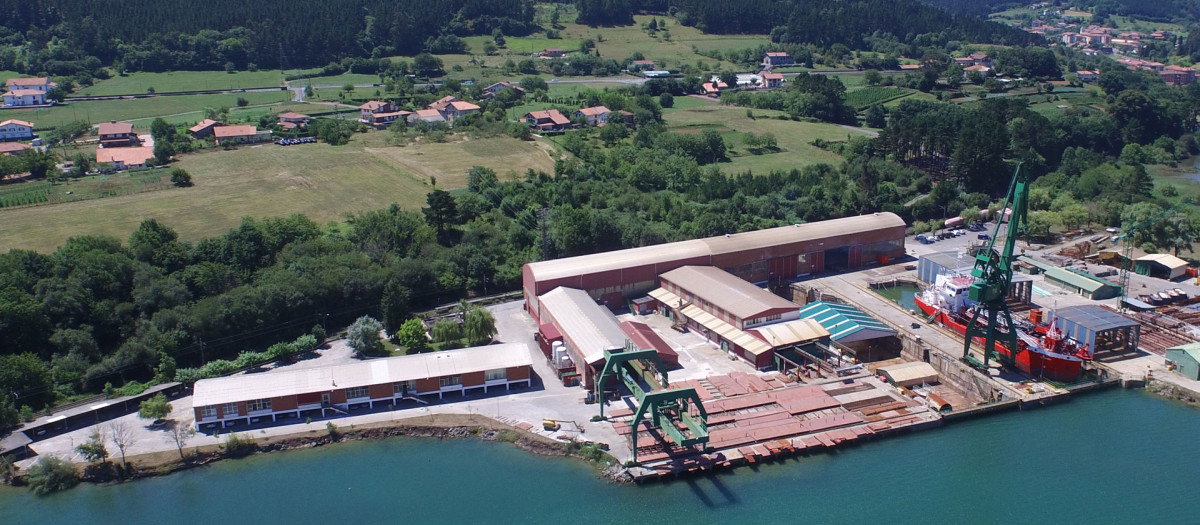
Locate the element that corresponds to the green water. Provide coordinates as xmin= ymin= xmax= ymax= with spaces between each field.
xmin=874 ymin=282 xmax=921 ymax=311
xmin=2 ymin=390 xmax=1197 ymax=524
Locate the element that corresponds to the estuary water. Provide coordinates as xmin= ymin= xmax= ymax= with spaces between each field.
xmin=1 ymin=389 xmax=1197 ymax=524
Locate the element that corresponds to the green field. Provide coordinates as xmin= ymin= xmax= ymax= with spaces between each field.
xmin=0 ymin=133 xmax=556 ymax=251
xmin=664 ymin=105 xmax=863 ymax=172
xmin=7 ymin=90 xmax=293 ymax=131
xmin=845 ymin=86 xmax=918 ymax=110
xmin=78 ymin=70 xmax=287 ymax=96
xmin=292 ymin=72 xmax=384 ymax=88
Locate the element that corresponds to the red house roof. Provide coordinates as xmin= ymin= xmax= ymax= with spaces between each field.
xmin=526 ymin=109 xmax=570 ymax=125
xmin=97 ymin=121 xmax=134 ymax=135
xmin=0 ymin=119 xmax=34 ymax=128
xmin=213 ymin=125 xmax=258 ymax=138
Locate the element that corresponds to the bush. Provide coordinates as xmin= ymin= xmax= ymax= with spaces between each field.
xmin=293 ymin=334 xmax=319 ymax=353
xmin=347 ymin=315 xmax=385 ymax=357
xmin=26 ymin=456 xmax=79 ymax=495
xmin=138 ymin=393 xmax=172 ymax=421
xmin=311 ymin=324 xmax=327 ymax=342
xmin=170 ymin=168 xmax=192 ymax=187
xmin=222 ymin=433 xmax=255 ymax=457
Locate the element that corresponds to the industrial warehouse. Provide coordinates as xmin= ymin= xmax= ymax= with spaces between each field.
xmin=191 ymin=344 xmax=532 ymax=429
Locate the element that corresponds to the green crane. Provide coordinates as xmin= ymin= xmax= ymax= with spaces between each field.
xmin=596 ymin=344 xmax=708 ymax=461
xmin=964 ymin=163 xmax=1029 ymax=368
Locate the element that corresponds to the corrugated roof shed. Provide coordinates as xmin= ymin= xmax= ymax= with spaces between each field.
xmin=750 ymin=318 xmax=830 ymax=346
xmin=526 ymin=213 xmax=905 ymax=282
xmin=660 ymin=266 xmax=797 ymax=321
xmin=193 ymin=344 xmax=531 ymax=407
xmin=538 ymin=287 xmax=626 ymax=364
xmin=1056 ymin=305 xmax=1138 ymax=333
xmin=878 ymin=361 xmax=939 ymax=387
xmin=798 ymin=301 xmax=896 ymax=343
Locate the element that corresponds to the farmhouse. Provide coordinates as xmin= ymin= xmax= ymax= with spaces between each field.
xmin=0 ymin=142 xmax=31 ymax=155
xmin=359 ymin=100 xmax=399 ymax=124
xmin=761 ymin=72 xmax=785 ymax=88
xmin=214 ymin=125 xmax=270 ymax=145
xmin=1161 ymin=65 xmax=1197 ymax=86
xmin=483 ymin=81 xmax=524 ymax=100
xmin=277 ymin=112 xmax=310 ymax=131
xmin=98 ymin=121 xmax=140 ymax=148
xmin=701 ymin=81 xmax=728 ymax=96
xmin=762 ymin=51 xmax=794 ymax=67
xmin=441 ymin=100 xmax=481 ymax=123
xmin=96 ymin=146 xmax=155 ymax=171
xmin=366 ymin=110 xmax=412 ymax=128
xmin=524 ymin=109 xmax=571 ymax=131
xmin=0 ymin=119 xmax=35 ymax=141
xmin=2 ymin=77 xmax=56 ymax=107
xmin=188 ymin=118 xmax=224 ymax=139
xmin=630 ymin=59 xmax=657 ymax=71
xmin=1075 ymin=70 xmax=1098 ymax=82
xmin=428 ymin=96 xmax=460 ymax=112
xmin=575 ymin=106 xmax=611 ymax=126
xmin=191 ymin=343 xmax=533 ymax=428
xmin=523 ymin=212 xmax=907 ymax=322
xmin=542 ymin=48 xmax=566 ymax=58
xmin=408 ymin=109 xmax=446 ymax=124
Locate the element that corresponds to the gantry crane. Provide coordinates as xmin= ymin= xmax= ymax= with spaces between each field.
xmin=964 ymin=163 xmax=1029 ymax=369
xmin=596 ymin=343 xmax=708 ymax=460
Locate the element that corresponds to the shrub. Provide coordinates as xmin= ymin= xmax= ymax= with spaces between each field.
xmin=26 ymin=456 xmax=79 ymax=495
xmin=293 ymin=334 xmax=319 ymax=353
xmin=311 ymin=324 xmax=327 ymax=342
xmin=223 ymin=433 xmax=255 ymax=457
xmin=170 ymin=168 xmax=192 ymax=187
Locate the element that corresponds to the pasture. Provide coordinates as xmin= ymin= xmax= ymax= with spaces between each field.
xmin=77 ymin=70 xmax=286 ymax=96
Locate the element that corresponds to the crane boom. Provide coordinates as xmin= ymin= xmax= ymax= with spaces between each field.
xmin=964 ymin=163 xmax=1029 ymax=368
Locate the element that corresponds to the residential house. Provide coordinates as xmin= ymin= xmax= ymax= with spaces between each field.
xmin=482 ymin=81 xmax=524 ymax=100
xmin=441 ymin=100 xmax=480 ymax=123
xmin=98 ymin=121 xmax=140 ymax=148
xmin=898 ymin=64 xmax=921 ymax=71
xmin=367 ymin=110 xmax=412 ymax=128
xmin=359 ymin=101 xmax=399 ymax=124
xmin=524 ymin=109 xmax=570 ymax=131
xmin=0 ymin=119 xmax=35 ymax=141
xmin=408 ymin=109 xmax=446 ymax=124
xmin=1161 ymin=65 xmax=1197 ymax=86
xmin=1074 ymin=70 xmax=1098 ymax=82
xmin=613 ymin=110 xmax=635 ymax=128
xmin=630 ymin=59 xmax=656 ymax=71
xmin=5 ymin=77 xmax=55 ymax=93
xmin=429 ymin=96 xmax=460 ymax=112
xmin=2 ymin=77 xmax=56 ymax=107
xmin=96 ymin=146 xmax=155 ymax=171
xmin=213 ymin=125 xmax=270 ymax=145
xmin=0 ymin=142 xmax=31 ymax=155
xmin=954 ymin=52 xmax=992 ymax=67
xmin=277 ymin=112 xmax=310 ymax=131
xmin=575 ymin=106 xmax=611 ymax=127
xmin=963 ymin=64 xmax=992 ymax=76
xmin=188 ymin=118 xmax=224 ymax=139
xmin=761 ymin=72 xmax=785 ymax=88
xmin=762 ymin=51 xmax=794 ymax=68
xmin=541 ymin=48 xmax=566 ymax=58
xmin=700 ymin=81 xmax=728 ymax=96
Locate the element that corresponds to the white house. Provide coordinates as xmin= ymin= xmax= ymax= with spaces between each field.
xmin=0 ymin=119 xmax=35 ymax=141
xmin=3 ymin=77 xmax=56 ymax=107
xmin=574 ymin=106 xmax=611 ymax=126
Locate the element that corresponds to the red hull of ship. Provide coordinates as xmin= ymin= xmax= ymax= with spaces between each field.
xmin=914 ymin=296 xmax=1082 ymax=383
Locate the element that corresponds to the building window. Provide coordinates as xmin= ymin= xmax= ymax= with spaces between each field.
xmin=440 ymin=375 xmax=461 ymax=387
xmin=345 ymin=386 xmax=369 ymax=399
xmin=222 ymin=403 xmax=239 ymax=417
xmin=246 ymin=398 xmax=272 ymax=413
xmin=485 ymin=369 xmax=507 ymax=381
xmin=393 ymin=381 xmax=416 ymax=395
xmin=199 ymin=406 xmax=217 ymax=419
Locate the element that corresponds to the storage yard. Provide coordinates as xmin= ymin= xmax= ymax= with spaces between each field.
xmin=13 ymin=212 xmax=1200 ymax=482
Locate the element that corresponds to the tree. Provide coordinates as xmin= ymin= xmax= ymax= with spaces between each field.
xmin=519 ymin=76 xmax=548 ymax=92
xmin=658 ymin=92 xmax=674 ymax=108
xmin=379 ymin=279 xmax=411 ymax=335
xmin=864 ymin=69 xmax=883 ymax=86
xmin=865 ymin=104 xmax=887 ymax=128
xmin=25 ymin=456 xmax=78 ymax=496
xmin=347 ymin=315 xmax=385 ymax=357
xmin=138 ymin=393 xmax=172 ymax=421
xmin=165 ymin=421 xmax=194 ymax=463
xmin=153 ymin=139 xmax=175 ymax=164
xmin=422 ymin=189 xmax=458 ymax=240
xmin=1027 ymin=210 xmax=1059 ymax=240
xmin=463 ymin=306 xmax=497 ymax=346
xmin=75 ymin=427 xmax=109 ymax=463
xmin=413 ymin=53 xmax=444 ymax=77
xmin=396 ymin=318 xmax=428 ymax=352
xmin=599 ymin=121 xmax=628 ymax=145
xmin=431 ymin=319 xmax=463 ymax=342
xmin=150 ymin=118 xmax=176 ymax=143
xmin=169 ymin=168 xmax=192 ymax=187
xmin=108 ymin=421 xmax=135 ymax=472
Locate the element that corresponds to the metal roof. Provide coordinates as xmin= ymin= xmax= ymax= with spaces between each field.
xmin=680 ymin=304 xmax=773 ymax=356
xmin=1043 ymin=267 xmax=1110 ymax=293
xmin=798 ymin=301 xmax=896 ymax=343
xmin=1137 ymin=253 xmax=1189 ymax=270
xmin=660 ymin=266 xmax=797 ymax=321
xmin=878 ymin=361 xmax=939 ymax=386
xmin=538 ymin=287 xmax=627 ymax=364
xmin=1167 ymin=343 xmax=1200 ymax=363
xmin=526 ymin=213 xmax=905 ymax=282
xmin=750 ymin=318 xmax=830 ymax=347
xmin=193 ymin=344 xmax=531 ymax=407
xmin=1056 ymin=305 xmax=1138 ymax=333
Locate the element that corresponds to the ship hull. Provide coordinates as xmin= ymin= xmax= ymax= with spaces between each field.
xmin=914 ymin=295 xmax=1082 ymax=382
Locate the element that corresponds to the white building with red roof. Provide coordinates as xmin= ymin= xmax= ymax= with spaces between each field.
xmin=574 ymin=106 xmax=611 ymax=127
xmin=0 ymin=119 xmax=35 ymax=141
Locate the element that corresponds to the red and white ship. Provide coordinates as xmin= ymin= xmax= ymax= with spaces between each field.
xmin=914 ymin=273 xmax=1086 ymax=383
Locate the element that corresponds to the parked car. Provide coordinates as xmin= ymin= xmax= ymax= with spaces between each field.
xmin=968 ymin=223 xmax=983 ymax=232
xmin=978 ymin=233 xmax=991 ymax=240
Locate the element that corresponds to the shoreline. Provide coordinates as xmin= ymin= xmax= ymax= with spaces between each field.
xmin=6 ymin=414 xmax=632 ymax=492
